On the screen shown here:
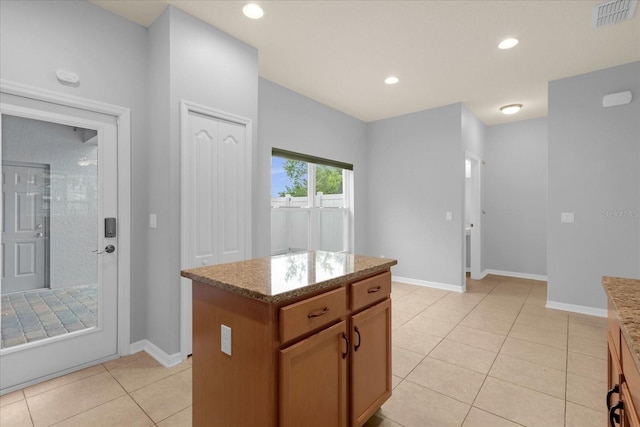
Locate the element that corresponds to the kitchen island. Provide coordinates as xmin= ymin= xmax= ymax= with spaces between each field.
xmin=181 ymin=251 xmax=397 ymax=427
xmin=603 ymin=276 xmax=640 ymax=427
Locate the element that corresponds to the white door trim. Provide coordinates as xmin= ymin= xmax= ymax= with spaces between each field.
xmin=0 ymin=79 xmax=132 ymax=357
xmin=179 ymin=100 xmax=253 ymax=361
xmin=464 ymin=151 xmax=482 ymax=283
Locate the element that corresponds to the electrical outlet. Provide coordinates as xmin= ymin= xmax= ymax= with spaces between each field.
xmin=150 ymin=213 xmax=157 ymax=229
xmin=446 ymin=211 xmax=453 ymax=221
xmin=221 ymin=324 xmax=232 ymax=356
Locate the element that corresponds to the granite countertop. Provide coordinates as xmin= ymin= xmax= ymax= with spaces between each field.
xmin=181 ymin=251 xmax=398 ymax=303
xmin=603 ymin=276 xmax=640 ymax=373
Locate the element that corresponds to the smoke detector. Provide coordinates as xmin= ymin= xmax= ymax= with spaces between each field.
xmin=592 ymin=0 xmax=638 ymax=28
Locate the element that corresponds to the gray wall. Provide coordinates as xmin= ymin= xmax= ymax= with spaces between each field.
xmin=0 ymin=0 xmax=149 ymax=342
xmin=1 ymin=2 xmax=259 ymax=356
xmin=145 ymin=7 xmax=259 ymax=355
xmin=257 ymin=78 xmax=368 ymax=256
xmin=366 ymin=104 xmax=466 ymax=288
xmin=484 ymin=118 xmax=547 ymax=276
xmin=462 ymin=105 xmax=485 ymax=159
xmin=548 ymin=61 xmax=640 ymax=310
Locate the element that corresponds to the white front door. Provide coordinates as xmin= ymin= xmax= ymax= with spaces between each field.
xmin=2 ymin=163 xmax=49 ymax=293
xmin=0 ymin=102 xmax=119 ymax=392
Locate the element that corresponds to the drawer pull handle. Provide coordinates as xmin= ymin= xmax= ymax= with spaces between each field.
xmin=354 ymin=326 xmax=361 ymax=351
xmin=308 ymin=307 xmax=329 ymax=318
xmin=607 ymin=385 xmax=619 ymax=410
xmin=367 ymin=286 xmax=382 ymax=294
xmin=609 ymin=400 xmax=623 ymax=427
xmin=342 ymin=333 xmax=349 ymax=359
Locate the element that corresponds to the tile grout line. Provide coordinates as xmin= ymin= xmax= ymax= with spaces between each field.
xmin=466 ymin=277 xmax=514 ymax=423
xmin=104 ymin=363 xmax=157 ymax=425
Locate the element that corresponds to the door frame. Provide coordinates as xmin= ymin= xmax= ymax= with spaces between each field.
xmin=0 ymin=79 xmax=132 ymax=362
xmin=464 ymin=151 xmax=482 ymax=282
xmin=179 ymin=100 xmax=252 ymax=360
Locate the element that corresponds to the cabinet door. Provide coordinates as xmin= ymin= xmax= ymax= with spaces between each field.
xmin=609 ymin=331 xmax=624 ymax=414
xmin=280 ymin=320 xmax=348 ymax=427
xmin=351 ymin=298 xmax=392 ymax=427
xmin=620 ymin=383 xmax=640 ymax=427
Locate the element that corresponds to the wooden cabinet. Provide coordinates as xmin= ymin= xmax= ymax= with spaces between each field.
xmin=280 ymin=321 xmax=348 ymax=427
xmin=607 ymin=298 xmax=640 ymax=427
xmin=279 ymin=271 xmax=392 ymax=427
xmin=351 ymin=298 xmax=392 ymax=426
xmin=191 ymin=268 xmax=392 ymax=427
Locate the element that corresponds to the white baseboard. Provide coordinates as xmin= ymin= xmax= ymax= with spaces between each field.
xmin=392 ymin=276 xmax=464 ymax=293
xmin=482 ymin=269 xmax=548 ymax=282
xmin=545 ymin=301 xmax=607 ymax=318
xmin=129 ymin=340 xmax=184 ymax=368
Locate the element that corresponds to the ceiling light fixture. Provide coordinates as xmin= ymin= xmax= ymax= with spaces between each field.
xmin=498 ymin=38 xmax=519 ymax=49
xmin=384 ymin=76 xmax=399 ymax=85
xmin=500 ymin=104 xmax=523 ymax=115
xmin=243 ymin=3 xmax=264 ymax=19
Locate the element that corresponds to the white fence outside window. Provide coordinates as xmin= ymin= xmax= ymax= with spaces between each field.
xmin=271 ymin=195 xmax=349 ymax=255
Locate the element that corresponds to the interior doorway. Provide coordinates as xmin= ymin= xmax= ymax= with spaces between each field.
xmin=464 ymin=151 xmax=482 ymax=281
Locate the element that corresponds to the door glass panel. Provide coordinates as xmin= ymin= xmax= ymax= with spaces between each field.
xmin=1 ymin=115 xmax=98 ymax=349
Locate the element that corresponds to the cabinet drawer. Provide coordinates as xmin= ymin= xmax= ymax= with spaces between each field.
xmin=351 ymin=272 xmax=391 ymax=311
xmin=280 ymin=287 xmax=347 ymax=343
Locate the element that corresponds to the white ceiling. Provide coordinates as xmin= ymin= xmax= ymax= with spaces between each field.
xmin=90 ymin=0 xmax=640 ymax=125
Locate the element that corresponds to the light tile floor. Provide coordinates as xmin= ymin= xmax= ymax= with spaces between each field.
xmin=0 ymin=275 xmax=608 ymax=427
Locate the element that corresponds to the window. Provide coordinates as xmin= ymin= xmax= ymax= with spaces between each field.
xmin=271 ymin=149 xmax=353 ymax=255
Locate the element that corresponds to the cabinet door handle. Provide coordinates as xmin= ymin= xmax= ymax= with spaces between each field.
xmin=609 ymin=400 xmax=623 ymax=427
xmin=367 ymin=286 xmax=381 ymax=294
xmin=342 ymin=333 xmax=349 ymax=359
xmin=607 ymin=385 xmax=619 ymax=411
xmin=354 ymin=326 xmax=361 ymax=351
xmin=307 ymin=307 xmax=329 ymax=318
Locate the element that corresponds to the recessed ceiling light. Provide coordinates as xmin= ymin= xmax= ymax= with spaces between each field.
xmin=384 ymin=76 xmax=399 ymax=85
xmin=498 ymin=38 xmax=519 ymax=49
xmin=243 ymin=3 xmax=264 ymax=19
xmin=500 ymin=104 xmax=523 ymax=115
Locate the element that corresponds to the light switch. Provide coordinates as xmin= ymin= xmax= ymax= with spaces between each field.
xmin=561 ymin=212 xmax=575 ymax=223
xmin=446 ymin=211 xmax=453 ymax=221
xmin=221 ymin=324 xmax=232 ymax=356
xmin=150 ymin=213 xmax=157 ymax=229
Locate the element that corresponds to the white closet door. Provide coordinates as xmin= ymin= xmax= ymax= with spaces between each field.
xmin=218 ymin=119 xmax=246 ymax=264
xmin=187 ymin=113 xmax=220 ymax=269
xmin=181 ymin=108 xmax=249 ymax=357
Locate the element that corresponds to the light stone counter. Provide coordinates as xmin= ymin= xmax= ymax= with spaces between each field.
xmin=181 ymin=251 xmax=397 ymax=304
xmin=603 ymin=276 xmax=640 ymax=373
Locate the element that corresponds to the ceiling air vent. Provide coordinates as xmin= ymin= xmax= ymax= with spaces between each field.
xmin=592 ymin=0 xmax=638 ymax=28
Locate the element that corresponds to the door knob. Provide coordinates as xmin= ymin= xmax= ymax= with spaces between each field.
xmin=34 ymin=232 xmax=43 ymax=238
